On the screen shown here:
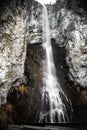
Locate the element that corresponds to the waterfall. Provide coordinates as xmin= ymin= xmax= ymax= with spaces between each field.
xmin=39 ymin=5 xmax=71 ymax=123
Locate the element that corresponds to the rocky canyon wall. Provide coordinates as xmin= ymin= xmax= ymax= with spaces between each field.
xmin=0 ymin=0 xmax=87 ymax=125
xmin=49 ymin=0 xmax=87 ymax=87
xmin=0 ymin=0 xmax=87 ymax=107
xmin=0 ymin=0 xmax=43 ymax=106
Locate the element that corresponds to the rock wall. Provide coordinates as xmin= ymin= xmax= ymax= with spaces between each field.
xmin=26 ymin=0 xmax=43 ymax=44
xmin=0 ymin=0 xmax=43 ymax=106
xmin=48 ymin=0 xmax=87 ymax=87
xmin=0 ymin=0 xmax=87 ymax=124
xmin=0 ymin=0 xmax=87 ymax=107
xmin=0 ymin=0 xmax=26 ymax=106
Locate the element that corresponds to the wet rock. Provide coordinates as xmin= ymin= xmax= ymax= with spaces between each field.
xmin=52 ymin=40 xmax=87 ymax=123
xmin=7 ymin=84 xmax=32 ymax=124
xmin=24 ymin=44 xmax=44 ymax=88
xmin=7 ymin=125 xmax=87 ymax=130
xmin=0 ymin=101 xmax=15 ymax=130
xmin=7 ymin=83 xmax=42 ymax=123
xmin=75 ymin=86 xmax=87 ymax=104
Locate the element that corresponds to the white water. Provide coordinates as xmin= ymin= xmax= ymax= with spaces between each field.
xmin=39 ymin=6 xmax=70 ymax=123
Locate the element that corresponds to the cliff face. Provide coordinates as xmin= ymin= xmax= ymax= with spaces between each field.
xmin=0 ymin=0 xmax=43 ymax=106
xmin=0 ymin=0 xmax=87 ymax=124
xmin=0 ymin=0 xmax=26 ymax=106
xmin=48 ymin=0 xmax=87 ymax=87
xmin=0 ymin=0 xmax=87 ymax=103
xmin=26 ymin=0 xmax=43 ymax=44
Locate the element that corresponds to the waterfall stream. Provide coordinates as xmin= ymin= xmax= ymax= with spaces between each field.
xmin=39 ymin=5 xmax=71 ymax=123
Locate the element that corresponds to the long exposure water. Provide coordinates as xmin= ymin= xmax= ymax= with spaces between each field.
xmin=39 ymin=6 xmax=71 ymax=123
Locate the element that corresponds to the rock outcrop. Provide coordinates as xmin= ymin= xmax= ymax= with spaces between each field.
xmin=0 ymin=0 xmax=27 ymax=106
xmin=0 ymin=0 xmax=87 ymax=125
xmin=48 ymin=0 xmax=87 ymax=87
xmin=26 ymin=0 xmax=43 ymax=44
xmin=0 ymin=0 xmax=43 ymax=106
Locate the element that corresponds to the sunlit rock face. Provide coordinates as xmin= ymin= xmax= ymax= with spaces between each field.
xmin=0 ymin=0 xmax=27 ymax=105
xmin=48 ymin=0 xmax=87 ymax=87
xmin=26 ymin=0 xmax=43 ymax=44
xmin=0 ymin=0 xmax=43 ymax=106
